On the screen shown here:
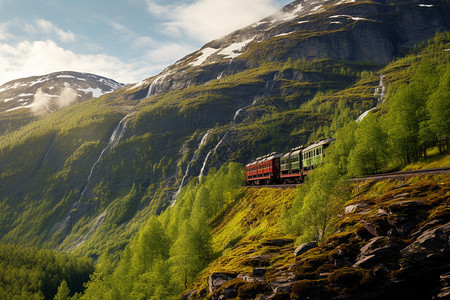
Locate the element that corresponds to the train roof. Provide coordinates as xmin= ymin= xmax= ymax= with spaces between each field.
xmin=303 ymin=138 xmax=335 ymax=152
xmin=246 ymin=161 xmax=257 ymax=167
xmin=263 ymin=153 xmax=282 ymax=161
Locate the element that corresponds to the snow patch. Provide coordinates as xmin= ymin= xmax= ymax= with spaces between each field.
xmin=57 ymin=75 xmax=76 ymax=79
xmin=6 ymin=103 xmax=35 ymax=112
xmin=218 ymin=38 xmax=255 ymax=59
xmin=311 ymin=4 xmax=324 ymax=12
xmin=252 ymin=21 xmax=268 ymax=28
xmin=418 ymin=4 xmax=434 ymax=7
xmin=79 ymin=87 xmax=105 ymax=98
xmin=29 ymin=77 xmax=50 ymax=86
xmin=298 ymin=20 xmax=309 ymax=24
xmin=126 ymin=80 xmax=148 ymax=91
xmin=279 ymin=3 xmax=304 ymax=21
xmin=275 ymin=31 xmax=296 ymax=37
xmin=17 ymin=93 xmax=34 ymax=98
xmin=336 ymin=0 xmax=356 ymax=5
xmin=444 ymin=49 xmax=450 ymax=52
xmin=330 ymin=21 xmax=341 ymax=24
xmin=3 ymin=97 xmax=15 ymax=103
xmin=190 ymin=48 xmax=218 ymax=66
xmin=329 ymin=15 xmax=371 ymax=21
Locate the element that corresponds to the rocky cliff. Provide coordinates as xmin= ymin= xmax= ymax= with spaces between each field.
xmin=127 ymin=0 xmax=450 ymax=99
xmin=185 ymin=174 xmax=450 ymax=299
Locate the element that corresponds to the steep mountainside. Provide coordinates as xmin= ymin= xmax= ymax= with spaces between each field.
xmin=126 ymin=0 xmax=449 ymax=98
xmin=185 ymin=174 xmax=450 ymax=300
xmin=0 ymin=0 xmax=448 ymax=261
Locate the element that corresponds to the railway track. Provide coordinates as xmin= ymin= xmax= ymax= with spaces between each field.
xmin=244 ymin=167 xmax=450 ymax=189
xmin=349 ymin=167 xmax=450 ymax=182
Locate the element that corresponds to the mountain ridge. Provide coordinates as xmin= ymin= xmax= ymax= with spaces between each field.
xmin=0 ymin=71 xmax=124 ymax=115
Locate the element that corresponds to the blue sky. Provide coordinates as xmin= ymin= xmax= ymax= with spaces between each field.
xmin=0 ymin=0 xmax=292 ymax=85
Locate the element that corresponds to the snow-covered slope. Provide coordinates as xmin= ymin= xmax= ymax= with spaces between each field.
xmin=0 ymin=71 xmax=124 ymax=114
xmin=126 ymin=0 xmax=448 ymax=99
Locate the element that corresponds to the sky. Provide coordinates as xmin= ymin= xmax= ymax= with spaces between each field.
xmin=0 ymin=0 xmax=292 ymax=85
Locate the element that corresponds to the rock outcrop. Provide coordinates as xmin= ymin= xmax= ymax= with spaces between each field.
xmin=186 ymin=176 xmax=450 ymax=299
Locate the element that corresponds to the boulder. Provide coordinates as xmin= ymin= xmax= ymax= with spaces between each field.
xmin=345 ymin=203 xmax=367 ymax=214
xmin=253 ymin=268 xmax=267 ymax=277
xmin=262 ymin=238 xmax=294 ymax=247
xmin=208 ymin=272 xmax=238 ymax=294
xmin=244 ymin=254 xmax=272 ymax=267
xmin=353 ymin=236 xmax=401 ymax=268
xmin=181 ymin=290 xmax=197 ymax=300
xmin=401 ymin=223 xmax=450 ymax=258
xmin=435 ymin=272 xmax=450 ymax=299
xmin=294 ymin=242 xmax=318 ymax=257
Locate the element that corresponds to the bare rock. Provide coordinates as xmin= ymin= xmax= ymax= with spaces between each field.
xmin=262 ymin=238 xmax=294 ymax=247
xmin=208 ymin=272 xmax=237 ymax=294
xmin=244 ymin=254 xmax=273 ymax=267
xmin=294 ymin=242 xmax=318 ymax=257
xmin=353 ymin=236 xmax=401 ymax=268
xmin=253 ymin=268 xmax=267 ymax=277
xmin=401 ymin=223 xmax=450 ymax=258
xmin=181 ymin=290 xmax=197 ymax=300
xmin=345 ymin=203 xmax=367 ymax=214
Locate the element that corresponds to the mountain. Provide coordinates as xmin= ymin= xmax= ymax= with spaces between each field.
xmin=0 ymin=71 xmax=124 ymax=115
xmin=0 ymin=0 xmax=448 ymax=269
xmin=126 ymin=0 xmax=449 ymax=99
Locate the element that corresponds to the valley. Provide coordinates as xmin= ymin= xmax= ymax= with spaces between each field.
xmin=0 ymin=0 xmax=449 ymax=299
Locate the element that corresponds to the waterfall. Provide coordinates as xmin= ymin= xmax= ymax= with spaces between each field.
xmin=66 ymin=209 xmax=108 ymax=252
xmin=199 ymin=133 xmax=226 ymax=178
xmin=79 ymin=114 xmax=129 ymax=198
xmin=357 ymin=74 xmax=386 ymax=122
xmin=52 ymin=113 xmax=132 ymax=240
xmin=171 ymin=130 xmax=212 ymax=205
xmin=198 ymin=76 xmax=277 ymax=178
xmin=146 ymin=75 xmax=166 ymax=98
xmin=375 ymin=75 xmax=386 ymax=103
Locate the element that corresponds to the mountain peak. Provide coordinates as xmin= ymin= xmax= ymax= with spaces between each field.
xmin=0 ymin=71 xmax=124 ymax=115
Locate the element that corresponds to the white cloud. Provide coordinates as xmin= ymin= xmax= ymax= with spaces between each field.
xmin=0 ymin=40 xmax=158 ymax=85
xmin=35 ymin=19 xmax=75 ymax=43
xmin=0 ymin=22 xmax=12 ymax=40
xmin=104 ymin=19 xmax=155 ymax=49
xmin=146 ymin=0 xmax=280 ymax=42
xmin=145 ymin=41 xmax=196 ymax=64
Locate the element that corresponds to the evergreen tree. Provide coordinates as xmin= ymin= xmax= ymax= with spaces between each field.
xmin=349 ymin=114 xmax=388 ymax=176
xmin=427 ymin=63 xmax=450 ymax=152
xmin=54 ymin=280 xmax=70 ymax=300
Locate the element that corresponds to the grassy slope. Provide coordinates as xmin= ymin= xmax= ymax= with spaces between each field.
xmin=187 ymin=166 xmax=450 ymax=299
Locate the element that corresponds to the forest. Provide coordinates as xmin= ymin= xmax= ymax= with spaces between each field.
xmin=0 ymin=30 xmax=448 ymax=299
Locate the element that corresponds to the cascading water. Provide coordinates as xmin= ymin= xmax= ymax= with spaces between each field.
xmin=171 ymin=129 xmax=212 ymax=205
xmin=79 ymin=114 xmax=129 ymax=198
xmin=199 ymin=134 xmax=227 ymax=178
xmin=146 ymin=74 xmax=167 ymax=98
xmin=61 ymin=114 xmax=131 ymax=232
xmin=356 ymin=74 xmax=386 ymax=122
xmin=199 ymin=77 xmax=276 ymax=178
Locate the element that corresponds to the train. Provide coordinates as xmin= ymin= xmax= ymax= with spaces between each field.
xmin=245 ymin=138 xmax=335 ymax=185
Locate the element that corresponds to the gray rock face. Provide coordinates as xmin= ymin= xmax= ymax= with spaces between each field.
xmin=294 ymin=241 xmax=318 ymax=257
xmin=133 ymin=0 xmax=450 ymax=100
xmin=401 ymin=223 xmax=450 ymax=258
xmin=208 ymin=272 xmax=237 ymax=294
xmin=262 ymin=238 xmax=294 ymax=247
xmin=353 ymin=236 xmax=401 ymax=268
